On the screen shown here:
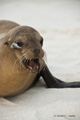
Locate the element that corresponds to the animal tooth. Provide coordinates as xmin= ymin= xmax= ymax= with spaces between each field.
xmin=29 ymin=66 xmax=32 ymax=70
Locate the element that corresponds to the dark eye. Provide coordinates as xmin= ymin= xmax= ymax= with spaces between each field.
xmin=40 ymin=39 xmax=43 ymax=46
xmin=17 ymin=41 xmax=24 ymax=47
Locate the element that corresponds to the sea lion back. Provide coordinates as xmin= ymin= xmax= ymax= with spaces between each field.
xmin=0 ymin=20 xmax=19 ymax=34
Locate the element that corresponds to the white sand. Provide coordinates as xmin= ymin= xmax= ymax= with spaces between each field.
xmin=0 ymin=0 xmax=80 ymax=120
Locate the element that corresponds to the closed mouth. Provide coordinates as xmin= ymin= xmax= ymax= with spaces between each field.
xmin=22 ymin=58 xmax=40 ymax=72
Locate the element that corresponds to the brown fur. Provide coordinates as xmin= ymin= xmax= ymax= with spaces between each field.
xmin=0 ymin=20 xmax=44 ymax=97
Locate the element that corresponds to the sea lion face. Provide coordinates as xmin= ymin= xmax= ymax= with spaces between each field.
xmin=4 ymin=26 xmax=44 ymax=72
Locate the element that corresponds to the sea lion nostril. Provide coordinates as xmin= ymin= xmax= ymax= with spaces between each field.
xmin=34 ymin=48 xmax=40 ymax=56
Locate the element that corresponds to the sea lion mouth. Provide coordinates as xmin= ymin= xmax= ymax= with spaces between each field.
xmin=22 ymin=58 xmax=40 ymax=72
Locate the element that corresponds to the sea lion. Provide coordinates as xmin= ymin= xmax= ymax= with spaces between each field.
xmin=0 ymin=20 xmax=80 ymax=97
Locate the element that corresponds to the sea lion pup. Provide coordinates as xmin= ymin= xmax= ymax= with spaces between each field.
xmin=0 ymin=20 xmax=80 ymax=97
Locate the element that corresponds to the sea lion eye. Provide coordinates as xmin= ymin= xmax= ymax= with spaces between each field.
xmin=40 ymin=39 xmax=43 ymax=46
xmin=11 ymin=41 xmax=24 ymax=49
xmin=16 ymin=41 xmax=24 ymax=47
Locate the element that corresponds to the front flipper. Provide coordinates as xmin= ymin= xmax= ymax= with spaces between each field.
xmin=40 ymin=65 xmax=80 ymax=88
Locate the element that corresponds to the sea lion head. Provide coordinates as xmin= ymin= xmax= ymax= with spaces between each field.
xmin=4 ymin=26 xmax=45 ymax=72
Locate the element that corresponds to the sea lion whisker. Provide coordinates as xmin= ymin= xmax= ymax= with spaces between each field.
xmin=22 ymin=50 xmax=32 ymax=58
xmin=22 ymin=52 xmax=33 ymax=60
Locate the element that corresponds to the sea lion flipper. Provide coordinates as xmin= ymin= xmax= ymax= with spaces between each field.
xmin=40 ymin=65 xmax=80 ymax=88
xmin=40 ymin=65 xmax=59 ymax=88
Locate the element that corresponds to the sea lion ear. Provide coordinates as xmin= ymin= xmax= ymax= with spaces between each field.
xmin=11 ymin=42 xmax=21 ymax=49
xmin=4 ymin=38 xmax=11 ymax=46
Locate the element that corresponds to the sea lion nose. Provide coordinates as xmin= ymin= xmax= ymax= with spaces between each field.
xmin=34 ymin=48 xmax=40 ymax=56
